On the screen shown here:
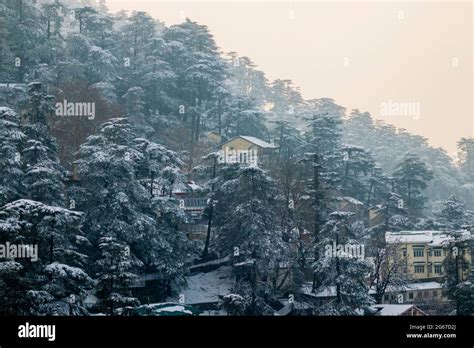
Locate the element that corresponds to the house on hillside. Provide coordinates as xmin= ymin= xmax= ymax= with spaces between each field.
xmin=338 ymin=196 xmax=364 ymax=222
xmin=219 ymin=135 xmax=277 ymax=166
xmin=167 ymin=181 xmax=208 ymax=241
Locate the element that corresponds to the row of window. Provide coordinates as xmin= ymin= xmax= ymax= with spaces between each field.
xmin=384 ymin=290 xmax=444 ymax=302
xmin=413 ymin=263 xmax=443 ymax=274
xmin=403 ymin=248 xmax=444 ymax=258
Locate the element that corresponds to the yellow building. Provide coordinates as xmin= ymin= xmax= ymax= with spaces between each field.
xmin=385 ymin=231 xmax=471 ymax=281
xmin=219 ymin=136 xmax=277 ymax=165
xmin=205 ymin=131 xmax=222 ymax=144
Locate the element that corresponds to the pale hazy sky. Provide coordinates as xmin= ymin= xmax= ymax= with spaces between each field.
xmin=106 ymin=0 xmax=473 ymax=154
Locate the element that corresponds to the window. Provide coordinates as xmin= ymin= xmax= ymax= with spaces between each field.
xmin=432 ymin=291 xmax=438 ymax=297
xmin=428 ymin=264 xmax=433 ymax=274
xmin=433 ymin=249 xmax=442 ymax=257
xmin=413 ymin=248 xmax=424 ymax=258
xmin=434 ymin=264 xmax=442 ymax=274
xmin=409 ymin=292 xmax=414 ymax=300
xmin=402 ymin=248 xmax=407 ymax=257
xmin=424 ymin=291 xmax=429 ymax=298
xmin=427 ymin=249 xmax=432 ymax=257
xmin=384 ymin=294 xmax=389 ymax=301
xmin=414 ymin=264 xmax=425 ymax=273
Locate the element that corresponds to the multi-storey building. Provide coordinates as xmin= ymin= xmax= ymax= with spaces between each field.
xmin=385 ymin=230 xmax=471 ymax=281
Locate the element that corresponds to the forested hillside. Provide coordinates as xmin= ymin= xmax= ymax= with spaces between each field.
xmin=0 ymin=0 xmax=473 ymax=316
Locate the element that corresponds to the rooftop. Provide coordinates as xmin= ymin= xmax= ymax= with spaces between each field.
xmin=385 ymin=230 xmax=471 ymax=246
xmin=301 ymin=281 xmax=444 ymax=298
xmin=222 ymin=136 xmax=277 ymax=149
xmin=171 ymin=266 xmax=234 ymax=305
xmin=372 ymin=304 xmax=424 ymax=316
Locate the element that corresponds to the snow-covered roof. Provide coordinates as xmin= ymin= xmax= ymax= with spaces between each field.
xmin=341 ymin=197 xmax=364 ymax=206
xmin=146 ymin=303 xmax=194 ymax=315
xmin=403 ymin=282 xmax=443 ymax=291
xmin=369 ymin=204 xmax=384 ymax=211
xmin=187 ymin=181 xmax=202 ymax=191
xmin=373 ymin=304 xmax=420 ymax=316
xmin=385 ymin=230 xmax=471 ymax=246
xmin=223 ymin=136 xmax=277 ymax=149
xmin=300 ymin=283 xmax=336 ymax=298
xmin=174 ymin=266 xmax=234 ymax=305
xmin=172 ymin=181 xmax=203 ymax=194
xmin=378 ymin=282 xmax=443 ymax=294
xmin=188 ymin=256 xmax=230 ymax=273
xmin=302 ymin=281 xmax=444 ymax=298
xmin=275 ymin=299 xmax=313 ymax=316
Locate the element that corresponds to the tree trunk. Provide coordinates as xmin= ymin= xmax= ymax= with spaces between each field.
xmin=202 ymin=158 xmax=217 ymax=258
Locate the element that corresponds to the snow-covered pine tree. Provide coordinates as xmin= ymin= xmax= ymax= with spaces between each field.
xmin=392 ymin=154 xmax=434 ymax=216
xmin=340 ymin=145 xmax=376 ymax=202
xmin=163 ymin=19 xmax=227 ymax=142
xmin=191 ymin=152 xmax=220 ymax=259
xmin=444 ymin=235 xmax=473 ymax=315
xmin=457 ymin=137 xmax=474 ymax=182
xmin=0 ymin=12 xmax=16 ymax=82
xmin=220 ymin=95 xmax=268 ymax=140
xmin=304 ymin=98 xmax=344 ymax=159
xmin=122 ymin=86 xmax=152 ymax=137
xmin=0 ymin=107 xmax=25 ymax=206
xmin=435 ymin=195 xmax=467 ymax=231
xmin=312 ymin=212 xmax=374 ymax=315
xmin=302 ymin=98 xmax=346 ymax=236
xmin=212 ymin=165 xmax=290 ymax=314
xmin=224 ymin=54 xmax=268 ymax=107
xmin=366 ymin=166 xmax=389 ymax=207
xmin=74 ymin=118 xmax=191 ymax=313
xmin=21 ymin=82 xmax=66 ymax=206
xmin=0 ymin=200 xmax=92 ymax=315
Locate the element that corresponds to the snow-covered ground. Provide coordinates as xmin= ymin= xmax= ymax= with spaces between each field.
xmin=172 ymin=266 xmax=234 ymax=305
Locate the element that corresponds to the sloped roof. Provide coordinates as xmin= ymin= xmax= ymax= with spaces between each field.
xmin=222 ymin=136 xmax=277 ymax=149
xmin=341 ymin=196 xmax=364 ymax=206
xmin=240 ymin=136 xmax=277 ymax=148
xmin=175 ymin=266 xmax=234 ymax=305
xmin=372 ymin=304 xmax=425 ymax=316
